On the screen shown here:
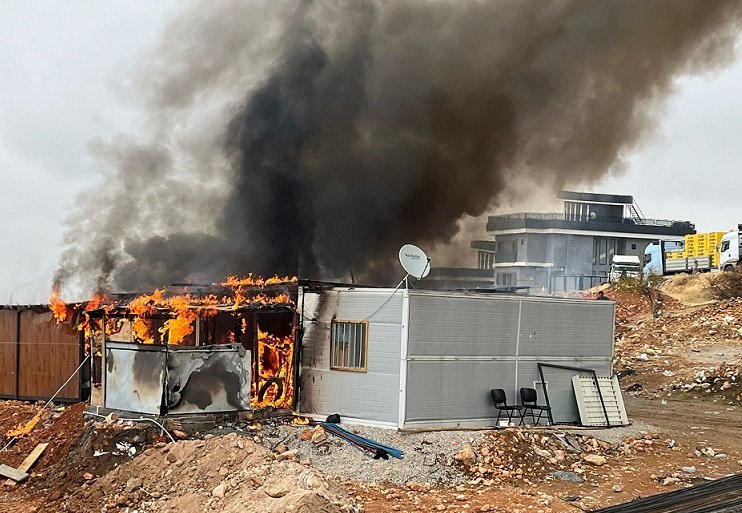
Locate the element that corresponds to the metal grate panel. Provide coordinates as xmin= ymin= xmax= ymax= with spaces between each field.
xmin=572 ymin=375 xmax=628 ymax=427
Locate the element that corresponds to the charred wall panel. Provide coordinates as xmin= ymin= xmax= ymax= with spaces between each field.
xmin=105 ymin=342 xmax=166 ymax=414
xmin=104 ymin=342 xmax=251 ymax=415
xmin=166 ymin=345 xmax=251 ymax=414
xmin=0 ymin=310 xmax=18 ymax=397
xmin=18 ymin=310 xmax=81 ymax=400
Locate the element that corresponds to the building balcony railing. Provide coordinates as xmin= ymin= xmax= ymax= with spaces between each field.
xmin=490 ymin=212 xmax=683 ymax=227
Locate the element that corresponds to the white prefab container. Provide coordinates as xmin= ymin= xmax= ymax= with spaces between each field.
xmin=298 ymin=287 xmax=615 ymax=429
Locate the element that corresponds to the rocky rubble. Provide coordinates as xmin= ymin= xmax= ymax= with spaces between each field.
xmin=669 ymin=362 xmax=742 ymax=396
xmin=456 ymin=428 xmax=667 ymax=485
xmin=614 ymin=297 xmax=742 ymax=398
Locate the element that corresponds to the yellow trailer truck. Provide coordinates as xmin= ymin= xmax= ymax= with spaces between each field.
xmin=643 ymin=232 xmax=723 ymax=276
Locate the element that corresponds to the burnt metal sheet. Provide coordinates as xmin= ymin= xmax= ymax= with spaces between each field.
xmin=166 ymin=344 xmax=251 ymax=414
xmin=105 ymin=342 xmax=166 ymax=415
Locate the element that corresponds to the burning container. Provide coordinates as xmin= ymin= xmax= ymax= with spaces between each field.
xmin=81 ymin=277 xmax=299 ymax=415
xmin=298 ymin=287 xmax=615 ymax=428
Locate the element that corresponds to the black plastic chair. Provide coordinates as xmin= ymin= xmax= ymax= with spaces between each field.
xmin=491 ymin=389 xmax=522 ymax=426
xmin=519 ymin=387 xmax=551 ymax=426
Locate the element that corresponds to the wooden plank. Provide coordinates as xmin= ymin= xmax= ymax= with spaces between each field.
xmin=4 ymin=443 xmax=48 ymax=486
xmin=0 ymin=463 xmax=28 ymax=482
xmin=0 ymin=310 xmax=18 ymax=397
xmin=16 ymin=442 xmax=48 ymax=472
xmin=18 ymin=310 xmax=81 ymax=400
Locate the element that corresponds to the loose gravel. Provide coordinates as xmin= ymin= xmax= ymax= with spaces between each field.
xmin=201 ymin=417 xmax=660 ymax=487
xmin=259 ymin=423 xmax=485 ymax=485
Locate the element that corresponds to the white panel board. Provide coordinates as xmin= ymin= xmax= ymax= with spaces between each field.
xmin=572 ymin=375 xmax=628 ymax=427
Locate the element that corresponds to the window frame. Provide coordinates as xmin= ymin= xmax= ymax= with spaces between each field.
xmin=330 ymin=319 xmax=369 ymax=373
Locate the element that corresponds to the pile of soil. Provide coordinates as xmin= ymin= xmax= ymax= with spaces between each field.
xmin=584 ymin=284 xmax=685 ymax=320
xmin=57 ymin=432 xmax=359 ymax=513
xmin=660 ymin=273 xmax=718 ymax=305
xmin=1 ymin=402 xmax=85 ymax=470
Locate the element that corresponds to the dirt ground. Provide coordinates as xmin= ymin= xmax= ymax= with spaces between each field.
xmin=349 ymin=394 xmax=742 ymax=513
xmin=2 ymin=273 xmax=742 ymax=513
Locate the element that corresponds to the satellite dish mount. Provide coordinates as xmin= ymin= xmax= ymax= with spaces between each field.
xmin=398 ymin=244 xmax=431 ymax=289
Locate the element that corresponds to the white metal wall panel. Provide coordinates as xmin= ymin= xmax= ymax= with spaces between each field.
xmin=517 ymin=299 xmax=614 ymax=358
xmin=405 ymin=359 xmax=516 ymax=422
xmin=407 ymin=293 xmax=519 ymax=357
xmin=299 ymin=290 xmax=402 ymax=423
xmin=404 ymin=292 xmax=615 ymax=428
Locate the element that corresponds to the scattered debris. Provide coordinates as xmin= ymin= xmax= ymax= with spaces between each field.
xmin=0 ymin=464 xmax=28 ymax=483
xmin=3 ymin=443 xmax=48 ymax=486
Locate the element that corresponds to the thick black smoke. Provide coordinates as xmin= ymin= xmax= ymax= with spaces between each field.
xmin=55 ymin=0 xmax=742 ymax=294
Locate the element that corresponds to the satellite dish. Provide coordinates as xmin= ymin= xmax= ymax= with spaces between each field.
xmin=398 ymin=244 xmax=431 ymax=279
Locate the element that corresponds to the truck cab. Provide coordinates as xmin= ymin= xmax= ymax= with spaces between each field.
xmin=610 ymin=255 xmax=642 ymax=282
xmin=718 ymin=226 xmax=741 ymax=271
xmin=643 ymin=240 xmax=684 ymax=276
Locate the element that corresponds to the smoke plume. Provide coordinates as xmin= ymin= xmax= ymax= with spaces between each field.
xmin=55 ymin=0 xmax=742 ymax=293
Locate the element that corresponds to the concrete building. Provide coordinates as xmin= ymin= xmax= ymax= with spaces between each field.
xmin=471 ymin=191 xmax=695 ymax=293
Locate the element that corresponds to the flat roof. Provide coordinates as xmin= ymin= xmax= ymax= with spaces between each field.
xmin=486 ymin=215 xmax=695 ymax=237
xmin=558 ymin=190 xmax=634 ymax=204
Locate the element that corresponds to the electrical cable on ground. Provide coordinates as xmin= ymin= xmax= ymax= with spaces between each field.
xmin=83 ymin=411 xmax=176 ymax=444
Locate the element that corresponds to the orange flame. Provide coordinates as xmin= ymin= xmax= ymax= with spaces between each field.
xmin=252 ymin=327 xmax=295 ymax=408
xmin=127 ymin=289 xmax=165 ymax=343
xmin=222 ymin=274 xmax=298 ymax=288
xmin=75 ymin=291 xmax=112 ymax=350
xmin=224 ymin=275 xmax=297 ymax=311
xmin=49 ymin=287 xmax=68 ymax=323
xmin=159 ymin=296 xmax=198 ymax=344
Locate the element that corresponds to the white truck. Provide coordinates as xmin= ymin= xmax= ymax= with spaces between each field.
xmin=643 ymin=240 xmax=713 ymax=276
xmin=719 ymin=225 xmax=742 ymax=271
xmin=609 ymin=255 xmax=642 ymax=282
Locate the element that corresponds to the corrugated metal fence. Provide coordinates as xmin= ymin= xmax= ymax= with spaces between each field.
xmin=0 ymin=307 xmax=83 ymax=401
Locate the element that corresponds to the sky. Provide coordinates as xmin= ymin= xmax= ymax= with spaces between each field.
xmin=1 ymin=2 xmax=741 ymax=303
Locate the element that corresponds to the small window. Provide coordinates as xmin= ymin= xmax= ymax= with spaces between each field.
xmin=330 ymin=320 xmax=368 ymax=372
xmin=631 ymin=243 xmax=637 ymax=250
